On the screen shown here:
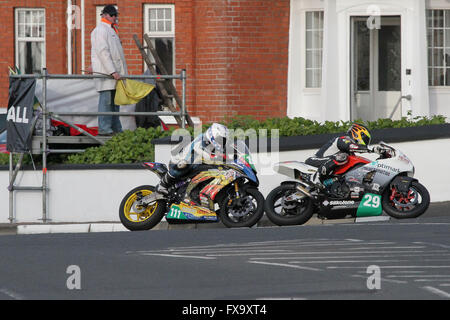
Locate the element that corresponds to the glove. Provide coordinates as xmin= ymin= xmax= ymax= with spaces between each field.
xmin=372 ymin=146 xmax=384 ymax=154
xmin=176 ymin=160 xmax=188 ymax=169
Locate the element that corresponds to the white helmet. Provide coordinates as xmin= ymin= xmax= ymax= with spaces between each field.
xmin=205 ymin=123 xmax=230 ymax=153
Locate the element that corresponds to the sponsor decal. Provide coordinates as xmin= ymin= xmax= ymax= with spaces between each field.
xmin=363 ymin=163 xmax=395 ymax=176
xmin=372 ymin=183 xmax=380 ymax=191
xmin=376 ymin=163 xmax=400 ymax=173
xmin=167 ymin=203 xmax=218 ymax=221
xmin=398 ymin=154 xmax=411 ymax=164
xmin=323 ymin=200 xmax=355 ymax=206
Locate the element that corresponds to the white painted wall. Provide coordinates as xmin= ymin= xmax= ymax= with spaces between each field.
xmin=1 ymin=138 xmax=449 ymax=223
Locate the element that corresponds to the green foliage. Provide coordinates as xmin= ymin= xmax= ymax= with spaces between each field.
xmin=65 ymin=127 xmax=171 ymax=164
xmin=0 ymin=115 xmax=446 ymax=165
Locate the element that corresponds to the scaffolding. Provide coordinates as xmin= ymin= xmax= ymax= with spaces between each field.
xmin=7 ymin=68 xmax=189 ymax=223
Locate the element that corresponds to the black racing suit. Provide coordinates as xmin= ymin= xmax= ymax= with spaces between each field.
xmin=305 ymin=135 xmax=369 ymax=180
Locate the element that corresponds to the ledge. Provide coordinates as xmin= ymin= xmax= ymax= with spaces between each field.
xmin=1 ymin=123 xmax=449 ymax=170
xmin=0 ymin=163 xmax=144 ymax=171
xmin=152 ymin=123 xmax=450 ymax=152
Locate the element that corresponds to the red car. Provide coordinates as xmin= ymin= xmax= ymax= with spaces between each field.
xmin=0 ymin=129 xmax=7 ymax=154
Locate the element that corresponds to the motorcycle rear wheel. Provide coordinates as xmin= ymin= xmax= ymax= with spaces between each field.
xmin=119 ymin=185 xmax=166 ymax=231
xmin=382 ymin=181 xmax=430 ymax=219
xmin=264 ymin=184 xmax=314 ymax=226
xmin=218 ymin=187 xmax=264 ymax=228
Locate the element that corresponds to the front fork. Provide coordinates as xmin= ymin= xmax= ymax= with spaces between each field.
xmin=234 ymin=181 xmax=240 ymax=198
xmin=227 ymin=182 xmax=241 ymax=207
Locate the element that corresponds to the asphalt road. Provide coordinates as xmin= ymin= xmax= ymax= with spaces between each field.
xmin=0 ymin=207 xmax=449 ymax=303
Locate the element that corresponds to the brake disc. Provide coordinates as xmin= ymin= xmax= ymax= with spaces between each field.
xmin=229 ymin=197 xmax=254 ymax=218
xmin=392 ymin=188 xmax=419 ymax=208
xmin=131 ymin=201 xmax=147 ymax=214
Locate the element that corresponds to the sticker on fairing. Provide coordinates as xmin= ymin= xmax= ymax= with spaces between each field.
xmin=167 ymin=203 xmax=218 ymax=221
xmin=167 ymin=205 xmax=188 ymax=220
xmin=356 ymin=193 xmax=383 ymax=217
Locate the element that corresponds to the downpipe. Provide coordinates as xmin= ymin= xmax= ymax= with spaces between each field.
xmin=295 ymin=181 xmax=315 ymax=199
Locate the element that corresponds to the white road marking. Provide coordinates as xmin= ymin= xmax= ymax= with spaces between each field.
xmin=414 ymin=242 xmax=450 ymax=249
xmin=130 ymin=238 xmax=450 ymax=298
xmin=256 ymin=297 xmax=308 ymax=300
xmin=250 ymin=253 xmax=450 ymax=261
xmin=289 ymin=260 xmax=408 ymax=264
xmin=153 ymin=241 xmax=395 ymax=252
xmin=160 ymin=249 xmax=290 ymax=255
xmin=422 ymin=286 xmax=450 ymax=299
xmin=0 ymin=288 xmax=24 ymax=300
xmin=327 ymin=266 xmax=450 ymax=269
xmin=344 ymin=246 xmax=426 ymax=250
xmin=141 ymin=253 xmax=216 ymax=260
xmin=414 ymin=279 xmax=450 ymax=282
xmin=387 ymin=275 xmax=450 ymax=278
xmin=384 ymin=270 xmax=426 ymax=273
xmin=248 ymin=260 xmax=321 ymax=272
xmin=246 ymin=250 xmax=438 ymax=259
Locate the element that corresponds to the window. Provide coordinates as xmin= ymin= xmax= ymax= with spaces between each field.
xmin=15 ymin=8 xmax=45 ymax=74
xmin=427 ymin=9 xmax=450 ymax=86
xmin=144 ymin=4 xmax=175 ymax=75
xmin=305 ymin=11 xmax=324 ymax=88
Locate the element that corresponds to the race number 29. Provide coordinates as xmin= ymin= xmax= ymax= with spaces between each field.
xmin=363 ymin=194 xmax=380 ymax=208
xmin=357 ymin=193 xmax=382 ymax=217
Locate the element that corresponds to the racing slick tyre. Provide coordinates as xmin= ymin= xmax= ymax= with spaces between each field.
xmin=382 ymin=181 xmax=430 ymax=219
xmin=264 ymin=184 xmax=314 ymax=226
xmin=119 ymin=185 xmax=166 ymax=231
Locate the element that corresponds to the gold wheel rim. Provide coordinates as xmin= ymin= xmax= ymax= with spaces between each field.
xmin=123 ymin=189 xmax=158 ymax=223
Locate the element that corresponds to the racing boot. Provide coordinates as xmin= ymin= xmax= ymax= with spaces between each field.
xmin=309 ymin=171 xmax=325 ymax=190
xmin=155 ymin=172 xmax=177 ymax=195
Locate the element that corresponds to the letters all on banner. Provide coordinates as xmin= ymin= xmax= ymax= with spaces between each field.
xmin=6 ymin=78 xmax=36 ymax=153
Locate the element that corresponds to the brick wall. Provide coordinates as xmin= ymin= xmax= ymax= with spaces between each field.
xmin=0 ymin=0 xmax=290 ymax=123
xmin=0 ymin=0 xmax=67 ymax=108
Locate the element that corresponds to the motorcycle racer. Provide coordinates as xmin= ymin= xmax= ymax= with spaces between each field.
xmin=156 ymin=123 xmax=231 ymax=195
xmin=306 ymin=123 xmax=378 ymax=188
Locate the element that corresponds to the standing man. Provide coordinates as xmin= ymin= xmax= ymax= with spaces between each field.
xmin=91 ymin=5 xmax=127 ymax=135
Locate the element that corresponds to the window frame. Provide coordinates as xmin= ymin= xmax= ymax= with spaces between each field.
xmin=143 ymin=4 xmax=175 ymax=74
xmin=304 ymin=10 xmax=324 ymax=89
xmin=426 ymin=8 xmax=450 ymax=87
xmin=14 ymin=8 xmax=46 ymax=74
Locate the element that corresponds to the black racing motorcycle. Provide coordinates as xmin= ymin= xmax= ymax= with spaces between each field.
xmin=119 ymin=141 xmax=265 ymax=230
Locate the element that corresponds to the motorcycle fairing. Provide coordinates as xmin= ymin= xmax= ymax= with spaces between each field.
xmin=166 ymin=202 xmax=218 ymax=222
xmin=186 ymin=168 xmax=243 ymax=208
xmin=345 ymin=154 xmax=413 ymax=194
xmin=142 ymin=162 xmax=168 ymax=178
xmin=273 ymin=161 xmax=317 ymax=179
xmin=234 ymin=158 xmax=259 ymax=184
xmin=334 ymin=155 xmax=371 ymax=175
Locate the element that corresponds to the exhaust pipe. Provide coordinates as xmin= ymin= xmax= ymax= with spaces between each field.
xmin=296 ymin=184 xmax=314 ymax=199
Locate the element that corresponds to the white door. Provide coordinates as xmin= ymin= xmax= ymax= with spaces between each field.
xmin=351 ymin=16 xmax=402 ymax=121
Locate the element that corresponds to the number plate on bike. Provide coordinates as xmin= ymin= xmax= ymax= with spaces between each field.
xmin=167 ymin=203 xmax=218 ymax=221
xmin=356 ymin=193 xmax=382 ymax=217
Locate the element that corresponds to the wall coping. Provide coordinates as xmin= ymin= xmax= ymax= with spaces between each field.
xmin=152 ymin=123 xmax=450 ymax=151
xmin=1 ymin=123 xmax=449 ymax=171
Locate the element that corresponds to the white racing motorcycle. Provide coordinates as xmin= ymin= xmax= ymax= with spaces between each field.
xmin=264 ymin=142 xmax=430 ymax=226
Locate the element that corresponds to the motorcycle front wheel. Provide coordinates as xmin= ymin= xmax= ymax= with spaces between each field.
xmin=382 ymin=181 xmax=430 ymax=219
xmin=119 ymin=185 xmax=166 ymax=231
xmin=264 ymin=184 xmax=314 ymax=226
xmin=218 ymin=187 xmax=264 ymax=228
